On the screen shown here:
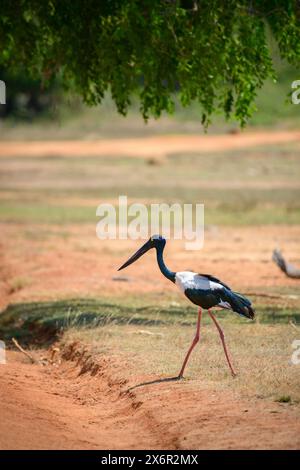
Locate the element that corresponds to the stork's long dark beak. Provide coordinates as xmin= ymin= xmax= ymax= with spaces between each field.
xmin=118 ymin=239 xmax=153 ymax=271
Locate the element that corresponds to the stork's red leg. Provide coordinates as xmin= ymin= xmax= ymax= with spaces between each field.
xmin=208 ymin=310 xmax=236 ymax=377
xmin=178 ymin=307 xmax=202 ymax=378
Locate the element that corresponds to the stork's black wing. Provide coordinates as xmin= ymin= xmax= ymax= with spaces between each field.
xmin=199 ymin=273 xmax=231 ymax=291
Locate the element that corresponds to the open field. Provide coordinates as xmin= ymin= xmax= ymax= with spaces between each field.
xmin=0 ymin=136 xmax=300 ymax=226
xmin=0 ymin=132 xmax=300 ymax=449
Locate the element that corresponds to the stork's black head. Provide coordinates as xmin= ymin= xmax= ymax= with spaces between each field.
xmin=150 ymin=234 xmax=166 ymax=248
xmin=118 ymin=235 xmax=166 ymax=271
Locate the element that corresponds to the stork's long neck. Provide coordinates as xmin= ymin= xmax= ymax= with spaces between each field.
xmin=156 ymin=245 xmax=176 ymax=283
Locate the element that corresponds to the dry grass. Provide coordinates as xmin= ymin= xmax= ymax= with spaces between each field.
xmin=63 ymin=320 xmax=300 ymax=405
xmin=8 ymin=276 xmax=31 ymax=294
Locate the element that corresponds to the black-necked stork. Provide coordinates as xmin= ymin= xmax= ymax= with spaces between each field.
xmin=118 ymin=235 xmax=255 ymax=378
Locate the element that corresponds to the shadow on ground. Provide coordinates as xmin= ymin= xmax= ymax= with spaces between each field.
xmin=0 ymin=298 xmax=299 ymax=347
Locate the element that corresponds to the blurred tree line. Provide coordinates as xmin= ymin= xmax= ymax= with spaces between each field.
xmin=0 ymin=67 xmax=62 ymax=120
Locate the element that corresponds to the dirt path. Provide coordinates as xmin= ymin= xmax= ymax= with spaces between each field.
xmin=1 ymin=347 xmax=299 ymax=450
xmin=1 ymin=130 xmax=300 ymax=158
xmin=0 ymin=350 xmax=170 ymax=450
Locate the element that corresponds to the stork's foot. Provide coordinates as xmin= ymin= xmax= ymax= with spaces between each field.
xmin=176 ymin=374 xmax=185 ymax=380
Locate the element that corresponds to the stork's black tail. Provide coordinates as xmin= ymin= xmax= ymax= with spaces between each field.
xmin=220 ymin=289 xmax=255 ymax=319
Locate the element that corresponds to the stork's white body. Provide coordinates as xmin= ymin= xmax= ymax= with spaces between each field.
xmin=175 ymin=271 xmax=231 ymax=310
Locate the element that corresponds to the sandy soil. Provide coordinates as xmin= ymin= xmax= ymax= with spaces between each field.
xmin=0 ymin=130 xmax=300 ymax=158
xmin=0 ymin=350 xmax=160 ymax=450
xmin=0 ymin=346 xmax=299 ymax=450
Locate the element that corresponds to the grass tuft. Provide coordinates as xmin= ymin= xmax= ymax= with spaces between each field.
xmin=276 ymin=395 xmax=292 ymax=403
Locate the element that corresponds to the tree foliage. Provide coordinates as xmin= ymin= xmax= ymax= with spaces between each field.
xmin=1 ymin=1 xmax=300 ymax=126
